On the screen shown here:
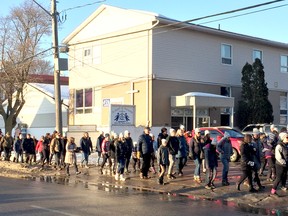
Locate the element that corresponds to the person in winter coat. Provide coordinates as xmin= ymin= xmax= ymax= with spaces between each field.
xmin=251 ymin=128 xmax=265 ymax=190
xmin=0 ymin=132 xmax=14 ymax=161
xmin=124 ymin=130 xmax=133 ymax=173
xmin=236 ymin=134 xmax=258 ymax=193
xmin=217 ymin=131 xmax=233 ymax=186
xmin=50 ymin=133 xmax=63 ymax=170
xmin=22 ymin=134 xmax=36 ymax=165
xmin=41 ymin=133 xmax=51 ymax=169
xmin=271 ymin=132 xmax=288 ymax=196
xmin=137 ymin=127 xmax=154 ymax=179
xmin=36 ymin=136 xmax=45 ymax=164
xmin=96 ymin=131 xmax=104 ymax=166
xmin=204 ymin=138 xmax=218 ymax=190
xmin=189 ymin=128 xmax=204 ymax=183
xmin=115 ymin=133 xmax=128 ymax=181
xmin=131 ymin=142 xmax=140 ymax=172
xmin=80 ymin=132 xmax=93 ymax=168
xmin=65 ymin=137 xmax=81 ymax=176
xmin=157 ymin=139 xmax=169 ymax=185
xmin=166 ymin=128 xmax=180 ymax=180
xmin=13 ymin=134 xmax=23 ymax=163
xmin=203 ymin=130 xmax=212 ymax=174
xmin=262 ymin=133 xmax=276 ymax=181
xmin=99 ymin=133 xmax=112 ymax=175
xmin=176 ymin=129 xmax=188 ymax=176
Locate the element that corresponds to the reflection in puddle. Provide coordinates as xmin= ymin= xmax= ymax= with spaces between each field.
xmin=25 ymin=175 xmax=288 ymax=215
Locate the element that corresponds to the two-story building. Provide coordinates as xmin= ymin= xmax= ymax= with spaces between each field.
xmin=63 ymin=4 xmax=288 ymax=138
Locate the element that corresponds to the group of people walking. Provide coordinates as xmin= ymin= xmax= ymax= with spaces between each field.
xmin=1 ymin=123 xmax=288 ymax=196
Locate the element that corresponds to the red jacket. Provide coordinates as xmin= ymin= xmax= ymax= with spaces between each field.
xmin=35 ymin=140 xmax=44 ymax=153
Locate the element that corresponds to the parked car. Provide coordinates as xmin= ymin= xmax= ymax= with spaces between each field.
xmin=242 ymin=123 xmax=287 ymax=135
xmin=190 ymin=127 xmax=244 ymax=162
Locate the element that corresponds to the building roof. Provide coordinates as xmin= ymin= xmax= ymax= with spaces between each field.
xmin=63 ymin=4 xmax=288 ymax=49
xmin=28 ymin=83 xmax=69 ymax=101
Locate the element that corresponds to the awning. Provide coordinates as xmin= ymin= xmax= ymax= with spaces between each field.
xmin=171 ymin=92 xmax=235 ymax=128
xmin=171 ymin=92 xmax=234 ymax=108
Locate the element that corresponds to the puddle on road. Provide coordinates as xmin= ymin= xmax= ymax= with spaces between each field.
xmin=25 ymin=175 xmax=288 ymax=216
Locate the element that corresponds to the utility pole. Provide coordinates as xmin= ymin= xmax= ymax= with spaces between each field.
xmin=51 ymin=0 xmax=62 ymax=134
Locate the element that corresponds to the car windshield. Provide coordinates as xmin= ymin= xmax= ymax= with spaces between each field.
xmin=219 ymin=128 xmax=244 ymax=138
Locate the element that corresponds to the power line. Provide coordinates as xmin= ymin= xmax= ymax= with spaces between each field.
xmin=59 ymin=0 xmax=106 ymax=13
xmin=199 ymin=3 xmax=288 ymax=25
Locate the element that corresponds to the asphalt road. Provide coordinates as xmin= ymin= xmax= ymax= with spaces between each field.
xmin=0 ymin=177 xmax=259 ymax=216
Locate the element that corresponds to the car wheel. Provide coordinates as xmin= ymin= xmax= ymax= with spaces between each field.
xmin=230 ymin=148 xmax=239 ymax=162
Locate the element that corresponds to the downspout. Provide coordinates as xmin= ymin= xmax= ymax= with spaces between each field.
xmin=146 ymin=20 xmax=159 ymax=127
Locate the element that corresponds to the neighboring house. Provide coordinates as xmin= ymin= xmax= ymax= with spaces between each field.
xmin=0 ymin=76 xmax=69 ymax=139
xmin=62 ymin=4 xmax=288 ymax=138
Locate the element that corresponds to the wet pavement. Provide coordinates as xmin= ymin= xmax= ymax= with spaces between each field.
xmin=32 ymin=157 xmax=288 ymax=215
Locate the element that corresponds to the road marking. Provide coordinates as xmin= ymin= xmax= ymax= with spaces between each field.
xmin=31 ymin=205 xmax=80 ymax=216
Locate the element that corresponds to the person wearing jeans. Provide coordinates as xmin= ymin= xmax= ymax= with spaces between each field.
xmin=189 ymin=128 xmax=204 ymax=183
xmin=217 ymin=131 xmax=233 ymax=186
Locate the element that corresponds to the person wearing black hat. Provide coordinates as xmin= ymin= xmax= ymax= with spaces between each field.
xmin=137 ymin=127 xmax=153 ymax=179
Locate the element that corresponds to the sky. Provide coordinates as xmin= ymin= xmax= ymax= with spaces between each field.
xmin=1 ymin=0 xmax=287 ymax=61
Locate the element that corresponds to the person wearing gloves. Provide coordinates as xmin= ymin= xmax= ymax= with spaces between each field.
xmin=217 ymin=131 xmax=233 ymax=186
xmin=236 ymin=134 xmax=258 ymax=193
xmin=271 ymin=132 xmax=288 ymax=196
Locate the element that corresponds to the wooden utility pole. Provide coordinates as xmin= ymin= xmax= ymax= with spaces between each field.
xmin=51 ymin=0 xmax=62 ymax=134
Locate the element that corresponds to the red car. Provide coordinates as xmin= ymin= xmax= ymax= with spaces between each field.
xmin=189 ymin=127 xmax=244 ymax=162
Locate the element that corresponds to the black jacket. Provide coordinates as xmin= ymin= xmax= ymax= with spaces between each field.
xmin=137 ymin=133 xmax=153 ymax=156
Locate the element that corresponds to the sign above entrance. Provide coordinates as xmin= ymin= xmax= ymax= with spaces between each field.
xmin=110 ymin=104 xmax=135 ymax=126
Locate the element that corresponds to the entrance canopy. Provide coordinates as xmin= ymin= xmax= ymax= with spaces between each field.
xmin=171 ymin=92 xmax=235 ymax=128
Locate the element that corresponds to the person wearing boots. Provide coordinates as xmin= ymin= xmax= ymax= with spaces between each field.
xmin=115 ymin=133 xmax=127 ymax=181
xmin=236 ymin=134 xmax=258 ymax=193
xmin=271 ymin=132 xmax=288 ymax=196
xmin=217 ymin=131 xmax=233 ymax=186
xmin=65 ymin=137 xmax=81 ymax=176
xmin=157 ymin=139 xmax=169 ymax=185
xmin=204 ymin=138 xmax=218 ymax=190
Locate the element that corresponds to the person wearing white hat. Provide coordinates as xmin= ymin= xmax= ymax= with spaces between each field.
xmin=203 ymin=138 xmax=218 ymax=190
xmin=216 ymin=131 xmax=233 ymax=186
xmin=271 ymin=132 xmax=288 ymax=196
xmin=189 ymin=128 xmax=204 ymax=183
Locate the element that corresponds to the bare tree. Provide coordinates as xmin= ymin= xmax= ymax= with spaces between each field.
xmin=0 ymin=0 xmax=51 ymax=134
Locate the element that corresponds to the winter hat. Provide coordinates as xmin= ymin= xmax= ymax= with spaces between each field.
xmin=180 ymin=124 xmax=185 ymax=130
xmin=170 ymin=128 xmax=176 ymax=134
xmin=224 ymin=131 xmax=231 ymax=138
xmin=195 ymin=128 xmax=200 ymax=134
xmin=270 ymin=124 xmax=275 ymax=130
xmin=124 ymin=130 xmax=130 ymax=136
xmin=279 ymin=132 xmax=287 ymax=141
xmin=259 ymin=128 xmax=264 ymax=134
xmin=204 ymin=130 xmax=210 ymax=136
xmin=211 ymin=139 xmax=217 ymax=145
xmin=252 ymin=128 xmax=260 ymax=135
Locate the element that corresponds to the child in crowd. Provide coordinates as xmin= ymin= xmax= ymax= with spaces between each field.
xmin=157 ymin=139 xmax=169 ymax=185
xmin=132 ymin=142 xmax=141 ymax=172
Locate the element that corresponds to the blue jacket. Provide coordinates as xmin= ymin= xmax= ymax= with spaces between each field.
xmin=204 ymin=144 xmax=218 ymax=169
xmin=157 ymin=145 xmax=169 ymax=165
xmin=177 ymin=135 xmax=188 ymax=158
xmin=217 ymin=137 xmax=233 ymax=160
xmin=13 ymin=138 xmax=23 ymax=153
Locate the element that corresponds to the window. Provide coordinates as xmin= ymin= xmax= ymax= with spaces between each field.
xmin=75 ymin=88 xmax=93 ymax=114
xmin=280 ymin=92 xmax=288 ymax=124
xmin=253 ymin=49 xmax=263 ymax=62
xmin=281 ymin=55 xmax=288 ymax=72
xmin=221 ymin=44 xmax=232 ymax=65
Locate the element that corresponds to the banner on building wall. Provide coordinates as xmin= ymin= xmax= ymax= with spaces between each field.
xmin=110 ymin=104 xmax=135 ymax=126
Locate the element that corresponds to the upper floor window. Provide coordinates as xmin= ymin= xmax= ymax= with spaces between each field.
xmin=75 ymin=88 xmax=93 ymax=114
xmin=253 ymin=49 xmax=263 ymax=62
xmin=221 ymin=44 xmax=232 ymax=65
xmin=281 ymin=55 xmax=288 ymax=72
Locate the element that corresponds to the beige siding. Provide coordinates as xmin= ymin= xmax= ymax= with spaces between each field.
xmin=152 ymin=26 xmax=288 ymax=90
